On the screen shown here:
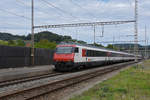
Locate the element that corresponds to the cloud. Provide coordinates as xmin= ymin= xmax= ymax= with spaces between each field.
xmin=0 ymin=0 xmax=149 ymax=45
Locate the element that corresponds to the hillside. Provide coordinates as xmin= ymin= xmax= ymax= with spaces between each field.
xmin=0 ymin=31 xmax=149 ymax=50
xmin=0 ymin=32 xmax=25 ymax=40
xmin=0 ymin=31 xmax=73 ymax=43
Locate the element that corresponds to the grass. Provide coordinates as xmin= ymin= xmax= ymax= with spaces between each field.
xmin=69 ymin=60 xmax=150 ymax=100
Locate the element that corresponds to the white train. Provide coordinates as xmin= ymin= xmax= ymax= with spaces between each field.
xmin=53 ymin=43 xmax=141 ymax=71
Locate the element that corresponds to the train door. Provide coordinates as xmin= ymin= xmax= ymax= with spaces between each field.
xmin=74 ymin=47 xmax=80 ymax=62
xmin=82 ymin=49 xmax=87 ymax=62
xmin=107 ymin=52 xmax=111 ymax=62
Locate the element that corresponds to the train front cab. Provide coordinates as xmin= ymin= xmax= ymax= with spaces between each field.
xmin=53 ymin=45 xmax=79 ymax=71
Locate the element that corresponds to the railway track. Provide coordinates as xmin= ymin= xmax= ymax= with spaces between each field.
xmin=0 ymin=61 xmax=137 ymax=100
xmin=0 ymin=72 xmax=63 ymax=87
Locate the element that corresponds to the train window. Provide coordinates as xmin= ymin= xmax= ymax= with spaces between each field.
xmin=111 ymin=53 xmax=115 ymax=57
xmin=91 ymin=50 xmax=94 ymax=56
xmin=56 ymin=47 xmax=73 ymax=54
xmin=116 ymin=53 xmax=120 ymax=57
xmin=96 ymin=50 xmax=106 ymax=57
xmin=86 ymin=50 xmax=108 ymax=57
xmin=89 ymin=50 xmax=92 ymax=57
xmin=74 ymin=47 xmax=79 ymax=53
xmin=94 ymin=50 xmax=97 ymax=56
xmin=87 ymin=50 xmax=93 ymax=57
xmin=102 ymin=51 xmax=107 ymax=56
xmin=86 ymin=50 xmax=91 ymax=57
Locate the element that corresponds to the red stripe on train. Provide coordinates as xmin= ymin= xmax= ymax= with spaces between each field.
xmin=53 ymin=53 xmax=75 ymax=62
xmin=57 ymin=45 xmax=76 ymax=47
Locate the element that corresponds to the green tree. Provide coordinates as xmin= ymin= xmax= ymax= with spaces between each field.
xmin=77 ymin=40 xmax=87 ymax=44
xmin=106 ymin=44 xmax=113 ymax=49
xmin=106 ymin=44 xmax=118 ymax=50
xmin=16 ymin=39 xmax=25 ymax=46
xmin=0 ymin=40 xmax=8 ymax=45
xmin=8 ymin=40 xmax=16 ymax=46
xmin=35 ymin=39 xmax=57 ymax=49
xmin=93 ymin=43 xmax=104 ymax=47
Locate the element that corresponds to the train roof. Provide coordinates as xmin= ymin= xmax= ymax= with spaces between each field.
xmin=59 ymin=42 xmax=136 ymax=56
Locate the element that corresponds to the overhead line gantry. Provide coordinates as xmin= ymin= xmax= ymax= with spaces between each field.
xmin=34 ymin=20 xmax=135 ymax=29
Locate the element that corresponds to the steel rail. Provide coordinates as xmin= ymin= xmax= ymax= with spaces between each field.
xmin=0 ymin=72 xmax=63 ymax=87
xmin=0 ymin=61 xmax=136 ymax=100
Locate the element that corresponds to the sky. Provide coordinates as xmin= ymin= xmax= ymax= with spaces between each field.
xmin=0 ymin=0 xmax=149 ymax=45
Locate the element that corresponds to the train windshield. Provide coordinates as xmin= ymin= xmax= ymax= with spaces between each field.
xmin=56 ymin=47 xmax=73 ymax=54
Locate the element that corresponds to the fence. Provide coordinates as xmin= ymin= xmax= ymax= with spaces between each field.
xmin=0 ymin=45 xmax=54 ymax=68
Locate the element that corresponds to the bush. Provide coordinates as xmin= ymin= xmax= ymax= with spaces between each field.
xmin=35 ymin=39 xmax=57 ymax=49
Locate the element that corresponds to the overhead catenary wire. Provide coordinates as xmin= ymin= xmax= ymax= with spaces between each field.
xmin=2 ymin=1 xmax=29 ymax=20
xmin=40 ymin=0 xmax=88 ymax=22
xmin=0 ymin=8 xmax=31 ymax=20
xmin=15 ymin=0 xmax=30 ymax=36
xmin=40 ymin=0 xmax=77 ymax=18
xmin=70 ymin=0 xmax=85 ymax=10
xmin=128 ymin=0 xmax=133 ymax=7
xmin=16 ymin=0 xmax=27 ymax=6
xmin=70 ymin=0 xmax=97 ymax=19
xmin=16 ymin=0 xmax=53 ymax=17
xmin=0 ymin=0 xmax=141 ymax=48
xmin=16 ymin=0 xmax=66 ymax=20
xmin=16 ymin=0 xmax=78 ymax=27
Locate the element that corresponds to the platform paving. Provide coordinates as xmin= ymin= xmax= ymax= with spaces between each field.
xmin=0 ymin=65 xmax=54 ymax=83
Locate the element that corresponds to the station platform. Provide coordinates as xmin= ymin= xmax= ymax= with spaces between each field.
xmin=0 ymin=65 xmax=54 ymax=83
